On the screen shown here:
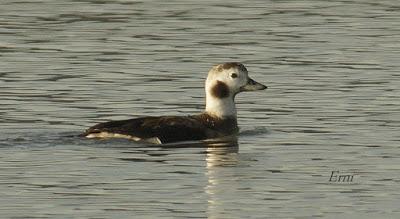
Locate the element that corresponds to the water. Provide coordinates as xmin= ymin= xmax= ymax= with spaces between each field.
xmin=1 ymin=0 xmax=400 ymax=218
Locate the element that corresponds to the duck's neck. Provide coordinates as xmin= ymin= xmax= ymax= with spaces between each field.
xmin=205 ymin=94 xmax=237 ymax=119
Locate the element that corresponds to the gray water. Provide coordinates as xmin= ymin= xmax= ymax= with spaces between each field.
xmin=1 ymin=0 xmax=400 ymax=218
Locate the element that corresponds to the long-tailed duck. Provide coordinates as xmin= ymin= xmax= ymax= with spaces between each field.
xmin=81 ymin=62 xmax=267 ymax=144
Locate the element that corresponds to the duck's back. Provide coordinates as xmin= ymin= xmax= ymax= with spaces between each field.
xmin=81 ymin=114 xmax=237 ymax=144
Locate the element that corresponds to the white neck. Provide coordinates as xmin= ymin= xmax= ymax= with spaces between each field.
xmin=205 ymin=93 xmax=237 ymax=118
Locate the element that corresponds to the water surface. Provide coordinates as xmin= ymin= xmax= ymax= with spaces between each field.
xmin=1 ymin=0 xmax=400 ymax=218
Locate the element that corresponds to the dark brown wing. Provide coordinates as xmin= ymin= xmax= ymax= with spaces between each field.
xmin=82 ymin=116 xmax=212 ymax=143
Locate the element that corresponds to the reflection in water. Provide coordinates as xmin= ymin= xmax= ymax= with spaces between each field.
xmin=135 ymin=136 xmax=240 ymax=219
xmin=204 ymin=138 xmax=239 ymax=219
xmin=205 ymin=138 xmax=239 ymax=168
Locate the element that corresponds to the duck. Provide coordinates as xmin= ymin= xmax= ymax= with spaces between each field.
xmin=81 ymin=62 xmax=267 ymax=144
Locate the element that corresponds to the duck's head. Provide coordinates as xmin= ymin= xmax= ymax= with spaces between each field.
xmin=205 ymin=62 xmax=267 ymax=118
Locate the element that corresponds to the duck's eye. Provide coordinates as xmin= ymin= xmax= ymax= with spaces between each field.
xmin=230 ymin=73 xmax=238 ymax=79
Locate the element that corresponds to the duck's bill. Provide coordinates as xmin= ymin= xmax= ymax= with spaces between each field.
xmin=240 ymin=78 xmax=267 ymax=91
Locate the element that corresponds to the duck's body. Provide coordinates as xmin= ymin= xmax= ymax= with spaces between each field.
xmin=82 ymin=113 xmax=237 ymax=144
xmin=81 ymin=62 xmax=267 ymax=144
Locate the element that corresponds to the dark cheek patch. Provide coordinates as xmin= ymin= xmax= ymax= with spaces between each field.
xmin=211 ymin=81 xmax=229 ymax=98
